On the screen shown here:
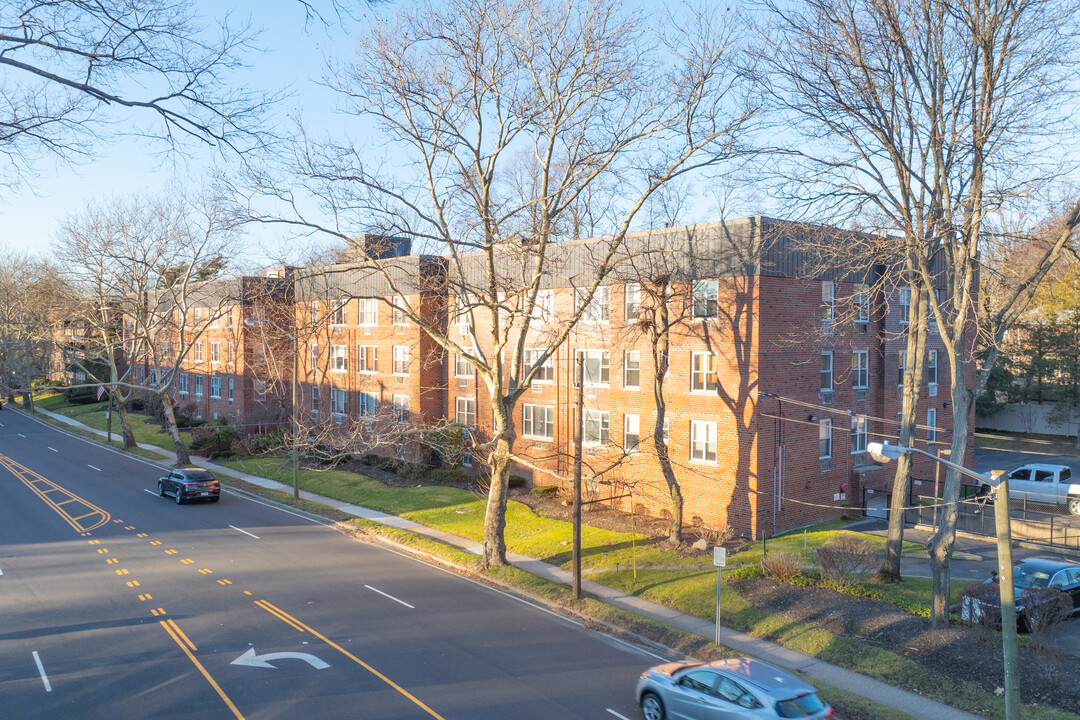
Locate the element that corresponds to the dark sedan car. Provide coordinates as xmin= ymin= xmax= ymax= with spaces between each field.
xmin=636 ymin=657 xmax=833 ymax=720
xmin=157 ymin=468 xmax=221 ymax=504
xmin=970 ymin=558 xmax=1080 ymax=630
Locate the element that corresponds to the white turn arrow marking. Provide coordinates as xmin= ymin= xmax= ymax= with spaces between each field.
xmin=230 ymin=647 xmax=330 ymax=670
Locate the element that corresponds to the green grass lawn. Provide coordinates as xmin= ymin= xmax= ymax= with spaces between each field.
xmin=32 ymin=394 xmax=183 ymax=453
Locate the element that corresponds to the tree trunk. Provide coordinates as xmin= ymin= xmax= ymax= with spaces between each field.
xmin=160 ymin=395 xmax=190 ymax=466
xmin=878 ymin=283 xmax=928 ymax=583
xmin=651 ymin=282 xmax=682 ymax=542
xmin=115 ymin=398 xmax=138 ymax=451
xmin=480 ymin=395 xmax=515 ymax=568
xmin=927 ymin=383 xmax=975 ymax=627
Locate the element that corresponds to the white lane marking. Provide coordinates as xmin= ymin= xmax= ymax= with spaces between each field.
xmin=32 ymin=651 xmax=52 ymax=692
xmin=364 ymin=584 xmax=415 ymax=609
xmin=18 ymin=433 xmax=25 ymax=438
xmin=0 ymin=565 xmax=4 ymax=575
xmin=229 ymin=525 xmax=260 ymax=539
xmin=606 ymin=711 xmax=631 ymax=720
xmin=143 ymin=489 xmax=159 ymax=496
xmin=87 ymin=465 xmax=101 ymax=472
xmin=47 ymin=447 xmax=58 ymax=452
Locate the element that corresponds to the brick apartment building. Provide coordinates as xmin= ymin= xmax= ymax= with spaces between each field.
xmin=132 ymin=275 xmax=293 ymax=431
xmin=160 ymin=217 xmax=973 ymax=537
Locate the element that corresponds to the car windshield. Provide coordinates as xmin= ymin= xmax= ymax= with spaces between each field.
xmin=184 ymin=471 xmax=215 ymax=481
xmin=776 ymin=693 xmax=826 ymax=717
xmin=1013 ymin=565 xmax=1051 ymax=589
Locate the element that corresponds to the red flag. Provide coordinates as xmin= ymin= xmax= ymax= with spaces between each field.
xmin=97 ymin=386 xmax=105 ymax=401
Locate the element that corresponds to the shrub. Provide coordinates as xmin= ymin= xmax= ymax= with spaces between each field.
xmin=507 ymin=474 xmax=527 ymax=489
xmin=959 ymin=581 xmax=1004 ymax=645
xmin=64 ymin=385 xmax=102 ymax=405
xmin=727 ymin=564 xmax=765 ymax=581
xmin=531 ymin=485 xmax=559 ymax=496
xmin=1022 ymin=587 xmax=1073 ymax=646
xmin=761 ymin=552 xmax=804 ymax=582
xmin=431 ymin=468 xmax=465 ymax=484
xmin=815 ymin=534 xmax=878 ymax=588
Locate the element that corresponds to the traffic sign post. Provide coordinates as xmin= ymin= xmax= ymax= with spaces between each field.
xmin=713 ymin=546 xmax=726 ymax=645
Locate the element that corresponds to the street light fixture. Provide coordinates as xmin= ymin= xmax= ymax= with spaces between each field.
xmin=867 ymin=442 xmax=1018 ymax=720
xmin=245 ymin=316 xmax=300 ymax=501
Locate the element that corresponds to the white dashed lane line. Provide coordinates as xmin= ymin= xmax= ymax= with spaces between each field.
xmin=32 ymin=651 xmax=52 ymax=692
xmin=87 ymin=465 xmax=101 ymax=472
xmin=364 ymin=585 xmax=415 ymax=609
xmin=47 ymin=447 xmax=58 ymax=452
xmin=229 ymin=525 xmax=260 ymax=539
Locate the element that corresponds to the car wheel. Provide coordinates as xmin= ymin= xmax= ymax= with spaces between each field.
xmin=640 ymin=692 xmax=665 ymax=720
xmin=174 ymin=489 xmax=184 ymax=505
xmin=157 ymin=481 xmax=166 ymax=498
xmin=1068 ymin=496 xmax=1080 ymax=516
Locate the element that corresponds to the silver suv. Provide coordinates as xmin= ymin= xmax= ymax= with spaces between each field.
xmin=636 ymin=657 xmax=833 ymax=719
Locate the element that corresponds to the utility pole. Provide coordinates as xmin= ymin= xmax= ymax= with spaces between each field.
xmin=291 ymin=314 xmax=299 ymax=501
xmin=992 ymin=469 xmax=1019 ymax=720
xmin=572 ymin=352 xmax=584 ymax=599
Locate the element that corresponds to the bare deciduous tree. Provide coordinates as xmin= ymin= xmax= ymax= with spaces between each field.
xmin=758 ymin=0 xmax=1080 ymax=625
xmin=235 ymin=0 xmax=760 ymax=567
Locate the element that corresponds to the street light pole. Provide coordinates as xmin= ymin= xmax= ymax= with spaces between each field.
xmin=291 ymin=318 xmax=299 ymax=501
xmin=868 ymin=442 xmax=1019 ymax=720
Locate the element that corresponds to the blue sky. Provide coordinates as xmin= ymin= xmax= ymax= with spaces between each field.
xmin=0 ymin=0 xmax=360 ymax=261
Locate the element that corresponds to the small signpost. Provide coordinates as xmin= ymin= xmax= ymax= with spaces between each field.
xmin=713 ymin=546 xmax=726 ymax=645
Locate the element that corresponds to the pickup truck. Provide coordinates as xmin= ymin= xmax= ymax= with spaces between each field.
xmin=1002 ymin=463 xmax=1080 ymax=515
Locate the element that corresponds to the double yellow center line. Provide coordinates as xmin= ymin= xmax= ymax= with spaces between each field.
xmin=0 ymin=453 xmax=110 ymax=533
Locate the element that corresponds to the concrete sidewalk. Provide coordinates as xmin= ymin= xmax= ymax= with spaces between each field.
xmin=26 ymin=406 xmax=983 ymax=720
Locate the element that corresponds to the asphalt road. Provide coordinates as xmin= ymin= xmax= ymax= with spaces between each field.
xmin=0 ymin=410 xmax=657 ymax=720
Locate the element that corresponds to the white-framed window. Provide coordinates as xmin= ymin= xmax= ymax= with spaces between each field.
xmin=898 ymin=351 xmax=907 ymax=388
xmin=690 ymin=420 xmax=717 ymax=463
xmin=330 ymin=345 xmax=348 ymax=372
xmin=210 ymin=376 xmax=221 ymax=398
xmin=210 ymin=342 xmax=220 ymax=364
xmin=392 ymin=296 xmax=407 ymax=326
xmin=227 ymin=341 xmax=233 ymax=364
xmin=330 ymin=298 xmax=348 ymax=325
xmin=577 ymin=286 xmax=610 ymax=323
xmin=310 ymin=300 xmax=319 ymax=325
xmin=161 ymin=341 xmax=170 ymax=361
xmin=454 ymin=352 xmax=471 ymax=378
xmin=624 ymin=283 xmax=641 ymax=322
xmin=194 ymin=374 xmax=204 ymax=397
xmin=691 ymin=352 xmax=718 ymax=392
xmin=311 ymin=386 xmax=319 ymax=411
xmin=927 ymin=350 xmax=938 ymax=386
xmin=624 ymin=414 xmax=640 ymax=453
xmin=821 ymin=352 xmax=833 ymax=391
xmin=358 ymin=391 xmax=379 ymax=416
xmin=227 ymin=378 xmax=234 ymax=404
xmin=819 ymin=419 xmax=832 ymax=459
xmin=851 ymin=415 xmax=868 ymax=454
xmin=927 ymin=408 xmax=938 ymax=445
xmin=357 ymin=345 xmax=378 ymax=373
xmin=852 ymin=350 xmax=868 ymax=389
xmin=393 ymin=394 xmax=410 ymax=423
xmin=582 ymin=409 xmax=609 ymax=446
xmin=693 ymin=280 xmax=718 ymax=319
xmin=522 ymin=348 xmax=553 ymax=383
xmin=822 ymin=281 xmax=835 ymax=328
xmin=522 ymin=404 xmax=554 ymax=440
xmin=193 ymin=307 xmax=203 ymax=325
xmin=331 ymin=387 xmax=348 ymax=417
xmin=899 ymin=288 xmax=911 ymax=326
xmin=193 ymin=342 xmax=203 ymax=362
xmin=357 ymin=298 xmax=378 ymax=326
xmin=177 ymin=373 xmax=188 ymax=394
xmin=624 ymin=350 xmax=640 ymax=389
xmin=456 ymin=397 xmax=475 ymax=427
xmin=855 ymin=283 xmax=870 ymax=323
xmin=392 ymin=346 xmax=409 ymax=375
xmin=663 ymin=415 xmax=669 ymax=445
xmin=455 ymin=294 xmax=471 ymax=327
xmin=575 ymin=349 xmax=610 ymax=386
xmin=310 ymin=343 xmax=319 ymax=370
xmin=226 ymin=308 xmax=232 ymax=328
xmin=533 ymin=289 xmax=554 ymax=324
